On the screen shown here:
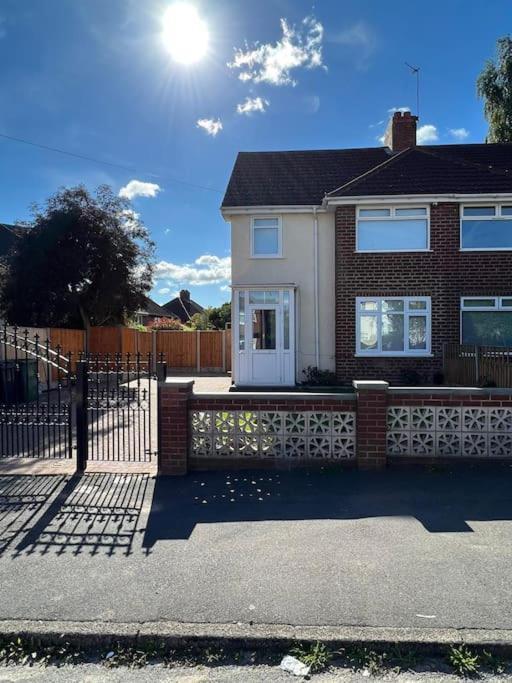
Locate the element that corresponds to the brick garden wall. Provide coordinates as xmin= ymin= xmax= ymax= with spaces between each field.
xmin=334 ymin=203 xmax=512 ymax=385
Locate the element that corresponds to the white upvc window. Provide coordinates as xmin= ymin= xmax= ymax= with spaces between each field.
xmin=461 ymin=296 xmax=512 ymax=347
xmin=356 ymin=206 xmax=429 ymax=252
xmin=460 ymin=204 xmax=512 ymax=250
xmin=356 ymin=296 xmax=431 ymax=356
xmin=250 ymin=216 xmax=282 ymax=258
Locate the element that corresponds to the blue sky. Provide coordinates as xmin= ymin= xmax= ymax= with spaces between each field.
xmin=0 ymin=0 xmax=508 ymax=307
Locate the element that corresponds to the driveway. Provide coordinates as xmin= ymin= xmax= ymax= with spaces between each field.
xmin=0 ymin=466 xmax=511 ymax=629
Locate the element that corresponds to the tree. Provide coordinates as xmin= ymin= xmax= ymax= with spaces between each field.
xmin=0 ymin=185 xmax=154 ymax=329
xmin=477 ymin=36 xmax=512 ymax=143
xmin=207 ymin=302 xmax=231 ymax=330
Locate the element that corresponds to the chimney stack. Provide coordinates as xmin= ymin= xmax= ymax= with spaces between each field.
xmin=384 ymin=111 xmax=418 ymax=152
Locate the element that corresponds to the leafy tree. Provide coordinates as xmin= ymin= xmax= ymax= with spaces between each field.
xmin=187 ymin=310 xmax=213 ymax=330
xmin=0 ymin=185 xmax=154 ymax=329
xmin=477 ymin=36 xmax=512 ymax=142
xmin=207 ymin=302 xmax=231 ymax=330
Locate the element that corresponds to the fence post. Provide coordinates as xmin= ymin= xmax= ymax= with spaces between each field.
xmin=151 ymin=331 xmax=157 ymax=374
xmin=158 ymin=378 xmax=194 ymax=475
xmin=222 ymin=329 xmax=226 ymax=373
xmin=475 ymin=345 xmax=480 ymax=385
xmin=196 ymin=331 xmax=201 ymax=373
xmin=75 ymin=360 xmax=88 ymax=472
xmin=353 ymin=380 xmax=389 ymax=470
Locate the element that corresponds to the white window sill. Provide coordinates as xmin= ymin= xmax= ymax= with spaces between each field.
xmin=354 ymin=249 xmax=433 ymax=254
xmin=250 ymin=255 xmax=285 ymax=259
xmin=354 ymin=353 xmax=434 ymax=358
xmin=460 ymin=248 xmax=512 ymax=252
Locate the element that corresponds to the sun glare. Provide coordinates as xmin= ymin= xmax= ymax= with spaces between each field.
xmin=162 ymin=3 xmax=209 ymax=65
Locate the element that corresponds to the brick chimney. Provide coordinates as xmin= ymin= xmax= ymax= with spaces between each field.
xmin=384 ymin=111 xmax=418 ymax=152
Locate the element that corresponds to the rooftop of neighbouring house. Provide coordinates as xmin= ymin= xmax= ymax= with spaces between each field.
xmin=162 ymin=289 xmax=204 ymax=324
xmin=221 ymin=111 xmax=512 ymax=207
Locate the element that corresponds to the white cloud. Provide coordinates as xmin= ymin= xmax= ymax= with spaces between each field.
xmin=219 ymin=284 xmax=230 ymax=293
xmin=164 ymin=227 xmax=171 ymax=235
xmin=417 ymin=124 xmax=439 ymax=144
xmin=154 ymin=254 xmax=231 ymax=286
xmin=449 ymin=127 xmax=469 ymax=141
xmin=304 ymin=94 xmax=320 ymax=113
xmin=236 ymin=96 xmax=269 ymax=115
xmin=119 ymin=179 xmax=161 ymax=200
xmin=196 ymin=118 xmax=223 ymax=136
xmin=330 ymin=21 xmax=376 ymax=70
xmin=388 ymin=106 xmax=411 ymax=114
xmin=158 ymin=287 xmax=171 ymax=295
xmin=228 ymin=15 xmax=324 ymax=87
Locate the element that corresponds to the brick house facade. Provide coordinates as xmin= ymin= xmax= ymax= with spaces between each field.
xmin=334 ymin=202 xmax=512 ymax=384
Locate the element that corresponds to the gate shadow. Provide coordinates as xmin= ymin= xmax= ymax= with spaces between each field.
xmin=10 ymin=473 xmax=150 ymax=557
xmin=142 ymin=464 xmax=512 ymax=546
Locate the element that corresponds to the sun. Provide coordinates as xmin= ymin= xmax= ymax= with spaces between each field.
xmin=162 ymin=3 xmax=209 ymax=65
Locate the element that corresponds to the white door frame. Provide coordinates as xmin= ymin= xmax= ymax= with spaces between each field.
xmin=233 ymin=287 xmax=296 ymax=386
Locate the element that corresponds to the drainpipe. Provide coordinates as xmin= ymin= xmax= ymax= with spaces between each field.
xmin=313 ymin=206 xmax=320 ymax=368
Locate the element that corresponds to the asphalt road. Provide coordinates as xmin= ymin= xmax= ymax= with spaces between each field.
xmin=0 ymin=466 xmax=512 ymax=629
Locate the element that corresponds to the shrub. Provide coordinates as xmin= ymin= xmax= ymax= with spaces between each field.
xmin=148 ymin=317 xmax=183 ymax=331
xmin=302 ymin=366 xmax=338 ymax=386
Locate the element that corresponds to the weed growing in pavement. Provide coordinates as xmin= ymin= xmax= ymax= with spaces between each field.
xmin=103 ymin=642 xmax=163 ymax=668
xmin=290 ymin=641 xmax=333 ymax=673
xmin=481 ymin=649 xmax=506 ymax=675
xmin=0 ymin=637 xmax=82 ymax=667
xmin=346 ymin=646 xmax=386 ymax=675
xmin=447 ymin=644 xmax=480 ymax=677
xmin=388 ymin=645 xmax=420 ymax=672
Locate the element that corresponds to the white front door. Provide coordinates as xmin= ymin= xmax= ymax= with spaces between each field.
xmin=234 ymin=288 xmax=295 ymax=386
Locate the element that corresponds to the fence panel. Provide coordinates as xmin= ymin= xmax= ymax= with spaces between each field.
xmin=199 ymin=330 xmax=223 ymax=370
xmin=156 ymin=330 xmax=197 ymax=368
xmin=444 ymin=343 xmax=512 ymax=388
xmin=89 ymin=327 xmax=121 ymax=356
xmin=48 ymin=328 xmax=85 ymax=375
xmin=137 ymin=332 xmax=153 ymax=356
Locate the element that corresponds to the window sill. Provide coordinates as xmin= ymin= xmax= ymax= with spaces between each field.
xmin=250 ymin=255 xmax=285 ymax=259
xmin=354 ymin=353 xmax=434 ymax=358
xmin=354 ymin=249 xmax=433 ymax=254
xmin=460 ymin=248 xmax=512 ymax=252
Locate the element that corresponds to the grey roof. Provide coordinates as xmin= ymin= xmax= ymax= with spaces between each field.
xmin=222 ymin=143 xmax=512 ymax=207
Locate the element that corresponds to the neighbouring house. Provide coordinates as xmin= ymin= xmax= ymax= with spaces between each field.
xmin=135 ymin=297 xmax=178 ymax=327
xmin=222 ymin=111 xmax=512 ymax=387
xmin=162 ymin=289 xmax=204 ymax=324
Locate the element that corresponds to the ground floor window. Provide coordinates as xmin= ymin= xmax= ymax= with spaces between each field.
xmin=461 ymin=297 xmax=512 ymax=347
xmin=356 ymin=296 xmax=431 ymax=356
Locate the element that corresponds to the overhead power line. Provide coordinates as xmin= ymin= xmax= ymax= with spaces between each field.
xmin=0 ymin=131 xmax=223 ymax=194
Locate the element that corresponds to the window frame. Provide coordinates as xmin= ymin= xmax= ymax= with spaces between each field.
xmin=355 ymin=296 xmax=432 ymax=357
xmin=250 ymin=215 xmax=283 ymax=259
xmin=460 ymin=204 xmax=512 ymax=251
xmin=356 ymin=205 xmax=430 ymax=253
xmin=460 ymin=296 xmax=512 ymax=345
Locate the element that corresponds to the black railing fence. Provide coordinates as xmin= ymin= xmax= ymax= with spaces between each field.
xmin=0 ymin=325 xmax=166 ymax=464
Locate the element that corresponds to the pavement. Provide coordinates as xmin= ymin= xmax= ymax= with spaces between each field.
xmin=0 ymin=466 xmax=512 ymax=631
xmin=167 ymin=373 xmax=232 ymax=393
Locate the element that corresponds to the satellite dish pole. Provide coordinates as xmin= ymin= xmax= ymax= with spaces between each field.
xmin=405 ymin=62 xmax=420 ymax=118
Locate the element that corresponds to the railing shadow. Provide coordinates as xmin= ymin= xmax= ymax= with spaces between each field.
xmin=142 ymin=464 xmax=512 ymax=546
xmin=11 ymin=473 xmax=151 ymax=557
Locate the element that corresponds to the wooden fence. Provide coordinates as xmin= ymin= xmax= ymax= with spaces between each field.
xmin=444 ymin=343 xmax=512 ymax=388
xmin=1 ymin=326 xmax=231 ymax=374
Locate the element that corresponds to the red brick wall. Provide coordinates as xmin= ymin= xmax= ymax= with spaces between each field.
xmin=389 ymin=391 xmax=512 ymax=407
xmin=159 ymin=383 xmax=193 ymax=475
xmin=335 ymin=203 xmax=512 ymax=385
xmin=188 ymin=396 xmax=356 ymax=412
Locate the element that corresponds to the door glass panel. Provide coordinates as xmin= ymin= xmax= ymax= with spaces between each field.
xmin=382 ymin=314 xmax=404 ymax=351
xmin=252 ymin=309 xmax=277 ymax=350
xmin=409 ymin=316 xmax=427 ymax=350
xmin=283 ymin=291 xmax=290 ymax=350
xmin=360 ymin=315 xmax=378 ymax=350
xmin=238 ymin=291 xmax=245 ymax=351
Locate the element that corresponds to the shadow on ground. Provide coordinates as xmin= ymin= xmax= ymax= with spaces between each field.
xmin=0 ymin=473 xmax=150 ymax=558
xmin=1 ymin=465 xmax=512 ymax=558
xmin=142 ymin=464 xmax=512 ymax=546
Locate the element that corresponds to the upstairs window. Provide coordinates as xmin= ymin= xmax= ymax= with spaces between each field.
xmin=461 ymin=297 xmax=512 ymax=347
xmin=461 ymin=205 xmax=512 ymax=250
xmin=251 ymin=217 xmax=282 ymax=258
xmin=356 ymin=206 xmax=429 ymax=252
xmin=356 ymin=297 xmax=431 ymax=356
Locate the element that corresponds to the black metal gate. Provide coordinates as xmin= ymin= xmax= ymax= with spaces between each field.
xmin=76 ymin=353 xmax=163 ymax=469
xmin=0 ymin=327 xmax=73 ymax=459
xmin=0 ymin=326 xmax=165 ymax=468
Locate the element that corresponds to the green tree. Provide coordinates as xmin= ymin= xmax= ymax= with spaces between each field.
xmin=477 ymin=36 xmax=512 ymax=143
xmin=0 ymin=185 xmax=154 ymax=330
xmin=207 ymin=302 xmax=231 ymax=330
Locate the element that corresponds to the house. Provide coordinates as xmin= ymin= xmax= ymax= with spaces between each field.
xmin=221 ymin=111 xmax=512 ymax=387
xmin=135 ymin=297 xmax=177 ymax=326
xmin=162 ymin=289 xmax=204 ymax=324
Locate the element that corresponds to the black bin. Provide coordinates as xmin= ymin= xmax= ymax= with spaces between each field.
xmin=0 ymin=359 xmax=38 ymax=403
